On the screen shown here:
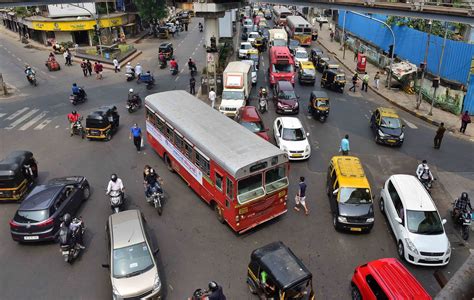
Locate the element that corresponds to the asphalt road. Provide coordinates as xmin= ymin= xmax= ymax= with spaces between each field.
xmin=0 ymin=17 xmax=473 ymax=300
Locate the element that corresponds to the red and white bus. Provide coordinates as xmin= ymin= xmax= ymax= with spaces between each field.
xmin=145 ymin=91 xmax=289 ymax=233
xmin=286 ymin=15 xmax=312 ymax=46
xmin=268 ymin=46 xmax=295 ymax=86
xmin=272 ymin=6 xmax=292 ymax=26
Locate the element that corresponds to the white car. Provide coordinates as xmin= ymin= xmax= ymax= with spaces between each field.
xmin=247 ymin=31 xmax=261 ymax=44
xmin=315 ymin=15 xmax=328 ymax=23
xmin=239 ymin=42 xmax=254 ymax=59
xmin=273 ymin=117 xmax=311 ymax=160
xmin=294 ymin=47 xmax=308 ymax=67
xmin=380 ymin=174 xmax=451 ymax=266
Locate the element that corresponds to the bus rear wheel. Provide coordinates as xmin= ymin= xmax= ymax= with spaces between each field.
xmin=164 ymin=153 xmax=174 ymax=173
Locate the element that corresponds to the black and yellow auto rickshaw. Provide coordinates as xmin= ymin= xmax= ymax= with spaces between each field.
xmin=315 ymin=56 xmax=330 ymax=73
xmin=252 ymin=37 xmax=266 ymax=53
xmin=310 ymin=48 xmax=323 ymax=64
xmin=159 ymin=42 xmax=174 ymax=60
xmin=158 ymin=26 xmax=169 ymax=39
xmin=0 ymin=151 xmax=38 ymax=201
xmin=308 ymin=91 xmax=330 ymax=122
xmin=321 ymin=69 xmax=346 ymax=93
xmin=85 ymin=106 xmax=120 ymax=141
xmin=247 ymin=241 xmax=315 ymax=300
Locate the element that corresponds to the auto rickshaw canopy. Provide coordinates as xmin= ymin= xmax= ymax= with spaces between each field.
xmin=250 ymin=241 xmax=312 ymax=291
xmin=0 ymin=151 xmax=34 ymax=179
xmin=86 ymin=106 xmax=118 ymax=129
xmin=299 ymin=61 xmax=315 ymax=70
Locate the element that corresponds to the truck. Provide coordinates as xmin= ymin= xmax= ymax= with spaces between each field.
xmin=268 ymin=28 xmax=288 ymax=47
xmin=219 ymin=61 xmax=252 ymax=117
xmin=219 ymin=10 xmax=233 ymax=38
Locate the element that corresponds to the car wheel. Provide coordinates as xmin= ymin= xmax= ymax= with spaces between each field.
xmin=332 ymin=214 xmax=339 ymax=231
xmin=374 ymin=134 xmax=379 ymax=144
xmin=380 ymin=197 xmax=385 ymax=215
xmin=351 ymin=285 xmax=362 ymax=300
xmin=397 ymin=241 xmax=405 ymax=259
xmin=106 ymin=133 xmax=112 ymax=141
xmin=247 ymin=279 xmax=257 ymax=294
xmin=83 ymin=185 xmax=91 ymax=201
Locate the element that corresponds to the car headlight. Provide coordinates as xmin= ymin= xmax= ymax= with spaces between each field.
xmin=446 ymin=241 xmax=451 ymax=256
xmin=404 ymin=238 xmax=418 ymax=255
xmin=378 ymin=129 xmax=387 ymax=137
xmin=277 ymin=102 xmax=283 ymax=107
xmin=280 ymin=145 xmax=288 ymax=152
xmin=337 ymin=216 xmax=347 ymax=223
xmin=305 ymin=145 xmax=310 ymax=152
xmin=400 ymin=132 xmax=404 ymax=139
xmin=112 ymin=285 xmax=122 ymax=300
xmin=366 ymin=217 xmax=374 ymax=223
xmin=153 ymin=273 xmax=161 ymax=291
xmin=294 ymin=101 xmax=299 ymax=107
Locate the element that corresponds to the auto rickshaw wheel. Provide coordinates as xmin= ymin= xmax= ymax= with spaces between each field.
xmin=106 ymin=133 xmax=112 ymax=141
xmin=247 ymin=280 xmax=258 ymax=294
xmin=214 ymin=204 xmax=225 ymax=224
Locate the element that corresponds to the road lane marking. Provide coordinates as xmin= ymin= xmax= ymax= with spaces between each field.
xmin=402 ymin=118 xmax=418 ymax=129
xmin=34 ymin=118 xmax=53 ymax=130
xmin=5 ymin=109 xmax=39 ymax=129
xmin=6 ymin=107 xmax=29 ymax=120
xmin=175 ymin=76 xmax=179 ymax=81
xmin=19 ymin=111 xmax=48 ymax=131
xmin=55 ymin=125 xmax=60 ymax=129
xmin=17 ymin=57 xmax=21 ymax=62
xmin=0 ymin=113 xmax=6 ymax=118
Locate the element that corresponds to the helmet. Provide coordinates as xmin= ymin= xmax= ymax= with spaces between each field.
xmin=111 ymin=174 xmax=117 ymax=182
xmin=208 ymin=281 xmax=218 ymax=292
xmin=127 ymin=62 xmax=131 ymax=66
xmin=72 ymin=83 xmax=77 ymax=87
xmin=63 ymin=213 xmax=72 ymax=226
xmin=72 ymin=110 xmax=77 ymax=115
xmin=149 ymin=168 xmax=155 ymax=175
xmin=129 ymin=88 xmax=134 ymax=93
xmin=422 ymin=160 xmax=427 ymax=164
xmin=137 ymin=63 xmax=141 ymax=66
xmin=461 ymin=192 xmax=468 ymax=200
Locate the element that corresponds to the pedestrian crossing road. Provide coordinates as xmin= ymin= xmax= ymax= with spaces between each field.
xmin=0 ymin=107 xmax=55 ymax=131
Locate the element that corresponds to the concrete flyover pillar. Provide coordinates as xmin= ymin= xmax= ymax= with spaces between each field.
xmin=204 ymin=17 xmax=220 ymax=48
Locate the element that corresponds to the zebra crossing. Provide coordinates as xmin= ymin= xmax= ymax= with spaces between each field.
xmin=0 ymin=107 xmax=57 ymax=131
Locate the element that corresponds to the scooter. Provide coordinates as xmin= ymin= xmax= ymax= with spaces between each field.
xmin=126 ymin=95 xmax=142 ymax=113
xmin=452 ymin=200 xmax=472 ymax=241
xmin=419 ymin=177 xmax=434 ymax=194
xmin=160 ymin=60 xmax=167 ymax=69
xmin=188 ymin=288 xmax=209 ymax=300
xmin=108 ymin=190 xmax=124 ymax=213
xmin=58 ymin=218 xmax=85 ymax=264
xmin=146 ymin=183 xmax=164 ymax=215
xmin=26 ymin=73 xmax=37 ymax=86
xmin=125 ymin=68 xmax=135 ymax=81
xmin=259 ymin=96 xmax=267 ymax=113
xmin=70 ymin=88 xmax=87 ymax=105
xmin=71 ymin=118 xmax=85 ymax=139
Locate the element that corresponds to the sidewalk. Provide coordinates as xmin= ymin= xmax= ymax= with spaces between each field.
xmin=316 ymin=23 xmax=474 ymax=142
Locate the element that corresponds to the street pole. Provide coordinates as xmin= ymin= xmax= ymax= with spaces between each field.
xmin=417 ymin=19 xmax=432 ymax=109
xmin=430 ymin=22 xmax=448 ymax=116
xmin=349 ymin=11 xmax=395 ymax=89
xmin=341 ymin=11 xmax=347 ymax=59
xmin=69 ymin=3 xmax=103 ymax=55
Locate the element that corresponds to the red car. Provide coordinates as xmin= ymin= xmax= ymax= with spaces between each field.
xmin=234 ymin=106 xmax=270 ymax=141
xmin=351 ymin=258 xmax=431 ymax=300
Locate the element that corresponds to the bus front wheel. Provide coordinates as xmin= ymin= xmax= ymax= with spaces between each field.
xmin=214 ymin=204 xmax=225 ymax=224
xmin=164 ymin=153 xmax=174 ymax=173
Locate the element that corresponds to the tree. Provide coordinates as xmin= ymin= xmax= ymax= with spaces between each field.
xmin=134 ymin=0 xmax=168 ymax=22
xmin=385 ymin=17 xmax=466 ymax=41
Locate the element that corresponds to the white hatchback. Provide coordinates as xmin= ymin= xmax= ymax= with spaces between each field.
xmin=273 ymin=117 xmax=311 ymax=160
xmin=239 ymin=42 xmax=254 ymax=59
xmin=247 ymin=31 xmax=261 ymax=43
xmin=380 ymin=174 xmax=450 ymax=266
xmin=294 ymin=47 xmax=309 ymax=67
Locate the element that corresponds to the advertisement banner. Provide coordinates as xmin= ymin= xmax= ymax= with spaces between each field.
xmin=47 ymin=3 xmax=96 ymax=18
xmin=31 ymin=17 xmax=123 ymax=31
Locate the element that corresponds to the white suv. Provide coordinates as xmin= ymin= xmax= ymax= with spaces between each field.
xmin=273 ymin=117 xmax=311 ymax=160
xmin=380 ymin=174 xmax=450 ymax=266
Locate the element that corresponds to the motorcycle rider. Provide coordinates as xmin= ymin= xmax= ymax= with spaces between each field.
xmin=144 ymin=166 xmax=163 ymax=201
xmin=67 ymin=110 xmax=81 ymax=136
xmin=207 ymin=281 xmax=226 ymax=300
xmin=416 ymin=160 xmax=434 ymax=184
xmin=170 ymin=58 xmax=178 ymax=72
xmin=135 ymin=63 xmax=143 ymax=79
xmin=198 ymin=22 xmax=203 ymax=32
xmin=61 ymin=213 xmax=85 ymax=249
xmin=24 ymin=65 xmax=35 ymax=82
xmin=127 ymin=88 xmax=140 ymax=105
xmin=125 ymin=62 xmax=134 ymax=77
xmin=106 ymin=174 xmax=125 ymax=196
xmin=453 ymin=192 xmax=472 ymax=221
xmin=159 ymin=52 xmax=166 ymax=65
xmin=258 ymin=86 xmax=268 ymax=98
xmin=188 ymin=58 xmax=197 ymax=72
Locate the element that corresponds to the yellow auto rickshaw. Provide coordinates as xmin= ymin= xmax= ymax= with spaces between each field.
xmin=321 ymin=69 xmax=346 ymax=93
xmin=0 ymin=151 xmax=38 ymax=201
xmin=315 ymin=56 xmax=330 ymax=72
xmin=308 ymin=91 xmax=330 ymax=122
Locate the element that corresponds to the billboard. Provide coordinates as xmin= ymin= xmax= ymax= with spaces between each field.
xmin=47 ymin=3 xmax=96 ymax=18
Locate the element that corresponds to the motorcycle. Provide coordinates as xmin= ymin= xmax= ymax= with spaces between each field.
xmin=109 ymin=189 xmax=124 ymax=213
xmin=26 ymin=73 xmax=37 ymax=86
xmin=58 ymin=217 xmax=85 ymax=264
xmin=125 ymin=69 xmax=136 ymax=81
xmin=189 ymin=63 xmax=197 ymax=76
xmin=69 ymin=88 xmax=87 ymax=105
xmin=452 ymin=201 xmax=472 ymax=241
xmin=71 ymin=118 xmax=85 ymax=139
xmin=146 ymin=182 xmax=164 ymax=215
xmin=160 ymin=60 xmax=167 ymax=69
xmin=137 ymin=74 xmax=155 ymax=90
xmin=188 ymin=288 xmax=209 ymax=300
xmin=126 ymin=95 xmax=142 ymax=113
xmin=259 ymin=97 xmax=267 ymax=113
xmin=418 ymin=177 xmax=434 ymax=194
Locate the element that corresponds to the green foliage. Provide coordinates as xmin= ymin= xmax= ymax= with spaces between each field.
xmin=385 ymin=17 xmax=466 ymax=41
xmin=134 ymin=0 xmax=168 ymax=22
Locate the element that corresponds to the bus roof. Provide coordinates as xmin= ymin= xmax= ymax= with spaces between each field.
xmin=286 ymin=15 xmax=310 ymax=27
xmin=273 ymin=6 xmax=291 ymax=14
xmin=145 ymin=91 xmax=287 ymax=178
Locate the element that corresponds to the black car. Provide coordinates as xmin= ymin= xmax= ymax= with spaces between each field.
xmin=10 ymin=176 xmax=90 ymax=242
xmin=370 ymin=107 xmax=405 ymax=146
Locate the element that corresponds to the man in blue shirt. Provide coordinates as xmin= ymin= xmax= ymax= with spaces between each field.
xmin=340 ymin=134 xmax=350 ymax=155
xmin=294 ymin=176 xmax=309 ymax=215
xmin=129 ymin=123 xmax=142 ymax=151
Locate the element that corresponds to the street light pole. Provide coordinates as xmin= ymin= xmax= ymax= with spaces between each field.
xmin=69 ymin=3 xmax=103 ymax=55
xmin=341 ymin=11 xmax=347 ymax=59
xmin=349 ymin=11 xmax=395 ymax=89
xmin=429 ymin=22 xmax=448 ymax=116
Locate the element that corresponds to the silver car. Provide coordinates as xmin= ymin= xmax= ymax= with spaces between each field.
xmin=103 ymin=210 xmax=161 ymax=299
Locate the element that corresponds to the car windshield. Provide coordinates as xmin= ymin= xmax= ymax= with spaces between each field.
xmin=303 ymin=68 xmax=315 ymax=76
xmin=249 ymin=33 xmax=259 ymax=38
xmin=273 ymin=64 xmax=293 ymax=73
xmin=406 ymin=210 xmax=444 ymax=235
xmin=265 ymin=166 xmax=288 ymax=194
xmin=241 ymin=121 xmax=264 ymax=133
xmin=380 ymin=117 xmax=402 ymax=129
xmin=336 ymin=74 xmax=346 ymax=81
xmin=222 ymin=90 xmax=245 ymax=100
xmin=237 ymin=173 xmax=264 ymax=204
xmin=282 ymin=128 xmax=306 ymax=141
xmin=339 ymin=188 xmax=372 ymax=204
xmin=316 ymin=99 xmax=328 ymax=107
xmin=279 ymin=90 xmax=297 ymax=99
xmin=15 ymin=209 xmax=49 ymax=222
xmin=273 ymin=40 xmax=287 ymax=46
xmin=113 ymin=242 xmax=154 ymax=279
xmin=296 ymin=52 xmax=308 ymax=59
xmin=289 ymin=40 xmax=299 ymax=47
xmin=241 ymin=44 xmax=251 ymax=49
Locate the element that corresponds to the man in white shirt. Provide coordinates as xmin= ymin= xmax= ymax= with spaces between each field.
xmin=209 ymin=88 xmax=216 ymax=109
xmin=106 ymin=174 xmax=124 ymax=194
xmin=135 ymin=63 xmax=143 ymax=77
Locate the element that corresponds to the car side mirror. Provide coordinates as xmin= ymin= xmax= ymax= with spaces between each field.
xmin=306 ymin=132 xmax=310 ymax=137
xmin=153 ymin=248 xmax=160 ymax=255
xmin=332 ymin=188 xmax=339 ymax=195
xmin=102 ymin=263 xmax=110 ymax=269
xmin=395 ymin=217 xmax=403 ymax=224
xmin=402 ymin=125 xmax=406 ymax=128
xmin=297 ymin=96 xmax=300 ymax=99
xmin=275 ymin=131 xmax=280 ymax=137
xmin=442 ymin=219 xmax=447 ymax=225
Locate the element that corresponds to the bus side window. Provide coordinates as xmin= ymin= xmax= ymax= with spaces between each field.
xmin=184 ymin=141 xmax=193 ymax=160
xmin=226 ymin=178 xmax=234 ymax=200
xmin=146 ymin=109 xmax=156 ymax=124
xmin=195 ymin=150 xmax=210 ymax=176
xmin=165 ymin=125 xmax=173 ymax=140
xmin=156 ymin=117 xmax=165 ymax=133
xmin=215 ymin=173 xmax=223 ymax=191
xmin=174 ymin=132 xmax=184 ymax=150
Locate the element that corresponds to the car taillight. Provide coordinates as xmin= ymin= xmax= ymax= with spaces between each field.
xmin=37 ymin=218 xmax=54 ymax=227
xmin=9 ymin=219 xmax=20 ymax=228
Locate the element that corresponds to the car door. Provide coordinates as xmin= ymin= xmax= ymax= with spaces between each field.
xmin=387 ymin=181 xmax=404 ymax=240
xmin=273 ymin=119 xmax=282 ymax=146
xmin=67 ymin=185 xmax=83 ymax=214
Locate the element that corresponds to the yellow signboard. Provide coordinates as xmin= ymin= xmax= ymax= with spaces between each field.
xmin=31 ymin=16 xmax=123 ymax=31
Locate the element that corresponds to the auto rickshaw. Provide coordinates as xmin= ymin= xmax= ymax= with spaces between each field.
xmin=310 ymin=48 xmax=323 ymax=65
xmin=159 ymin=42 xmax=174 ymax=60
xmin=298 ymin=61 xmax=316 ymax=85
xmin=45 ymin=56 xmax=61 ymax=71
xmin=315 ymin=56 xmax=330 ymax=73
xmin=247 ymin=48 xmax=260 ymax=70
xmin=321 ymin=69 xmax=346 ymax=93
xmin=85 ymin=106 xmax=120 ymax=141
xmin=252 ymin=37 xmax=265 ymax=53
xmin=308 ymin=91 xmax=330 ymax=122
xmin=158 ymin=26 xmax=169 ymax=39
xmin=324 ymin=60 xmax=340 ymax=71
xmin=0 ymin=150 xmax=38 ymax=201
xmin=247 ymin=241 xmax=315 ymax=300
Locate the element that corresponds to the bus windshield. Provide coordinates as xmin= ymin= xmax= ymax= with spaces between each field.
xmin=272 ymin=64 xmax=293 ymax=73
xmin=265 ymin=166 xmax=288 ymax=193
xmin=237 ymin=173 xmax=265 ymax=204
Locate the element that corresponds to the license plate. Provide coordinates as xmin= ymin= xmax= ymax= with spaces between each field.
xmin=292 ymin=154 xmax=302 ymax=158
xmin=62 ymin=251 xmax=69 ymax=255
xmin=350 ymin=227 xmax=362 ymax=232
xmin=285 ymin=110 xmax=293 ymax=112
xmin=423 ymin=257 xmax=440 ymax=261
xmin=24 ymin=236 xmax=39 ymax=240
xmin=387 ymin=139 xmax=396 ymax=143
xmin=91 ymin=130 xmax=100 ymax=135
